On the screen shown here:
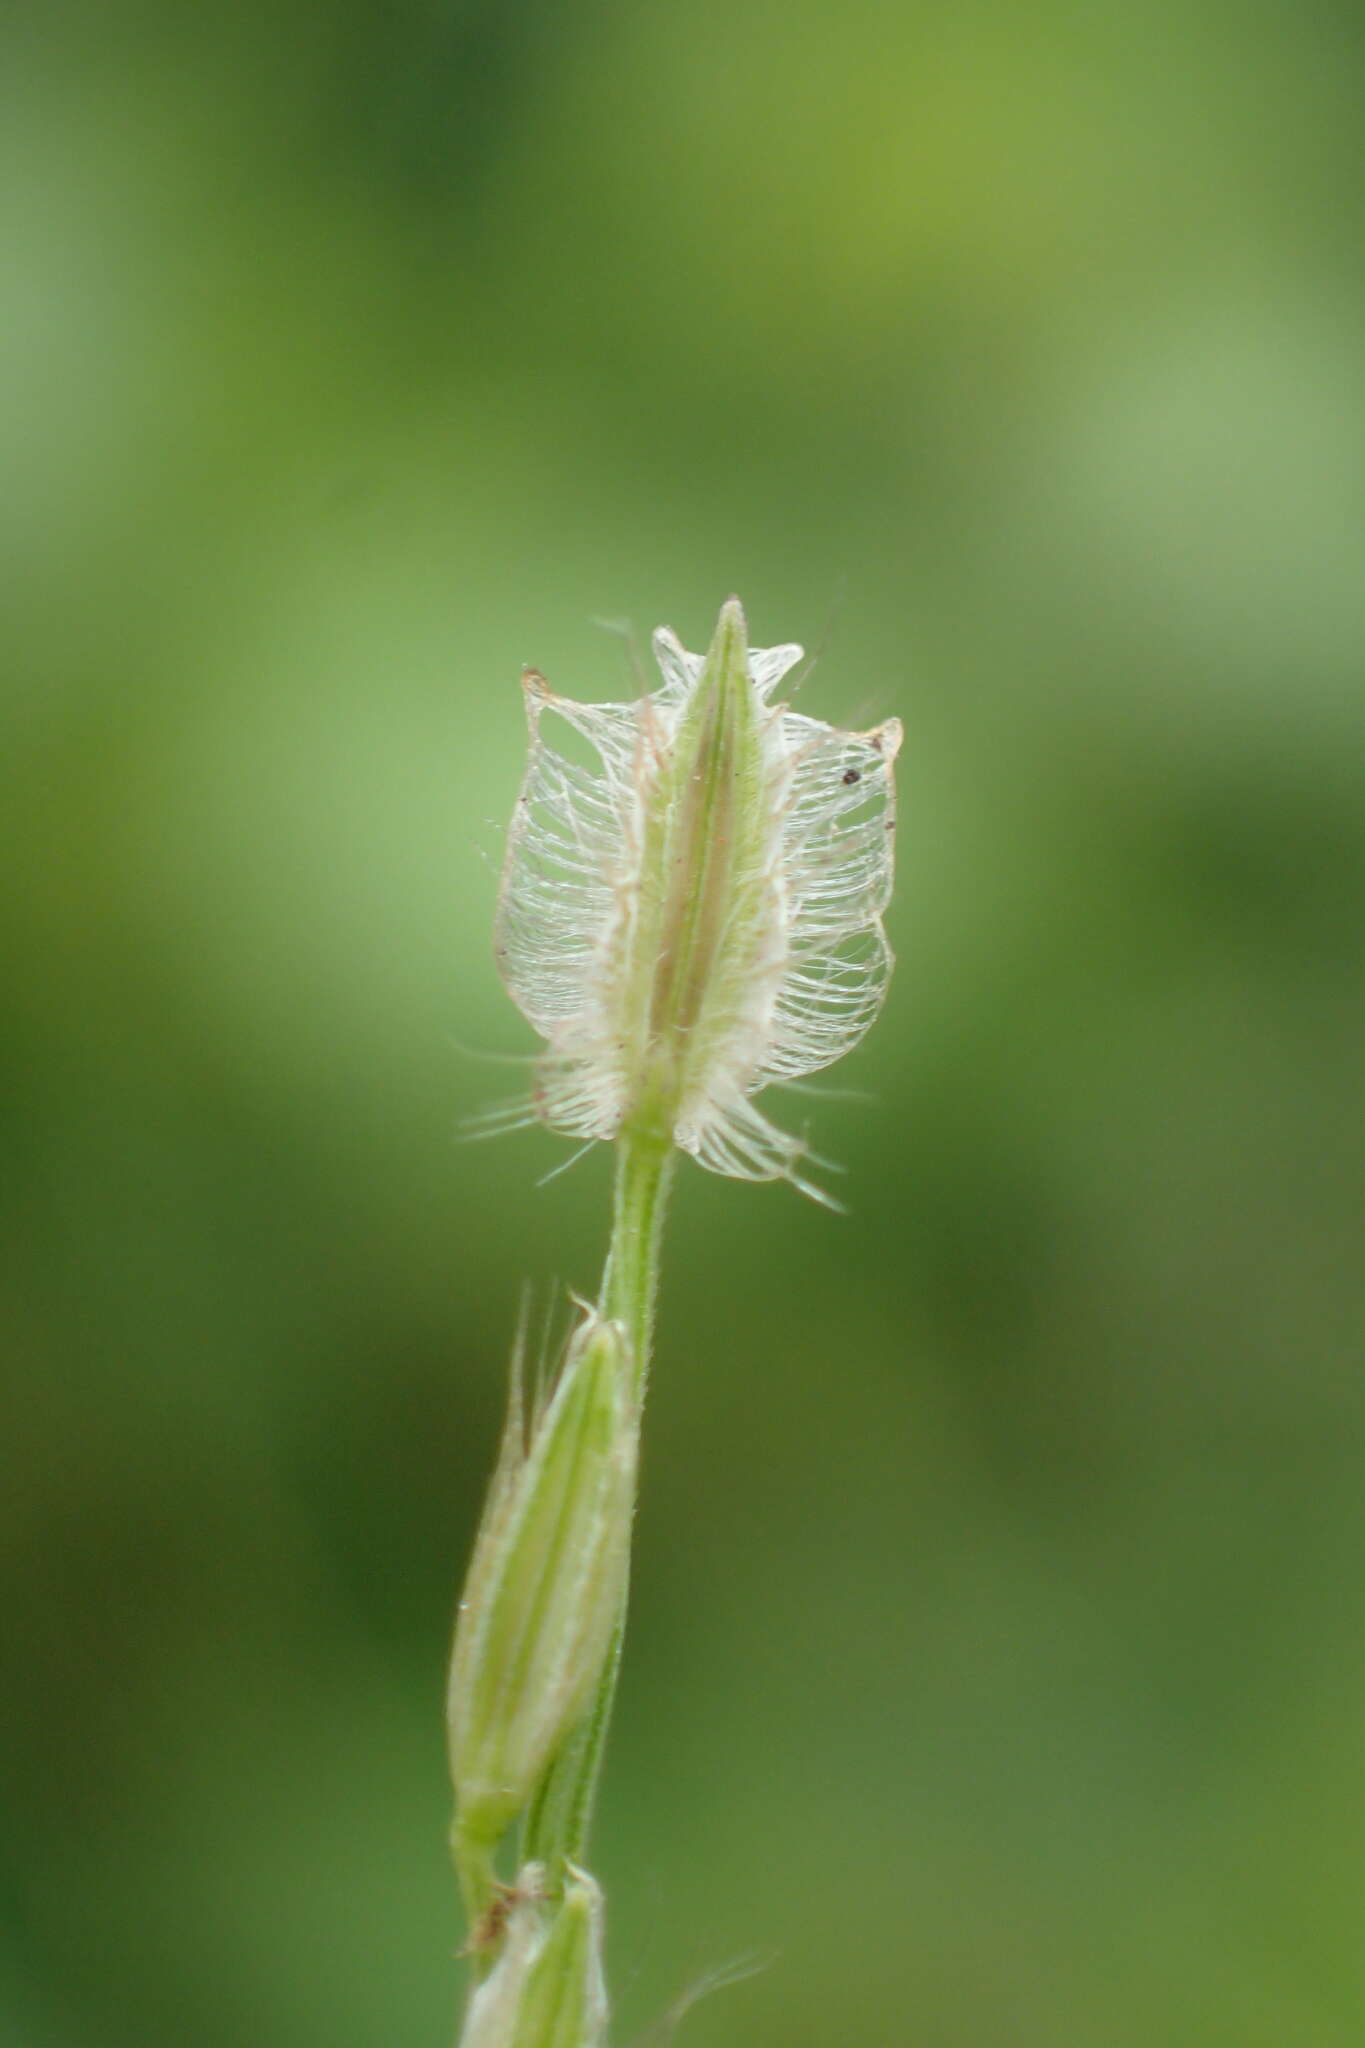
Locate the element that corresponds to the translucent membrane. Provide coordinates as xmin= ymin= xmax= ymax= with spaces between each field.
xmin=495 ymin=599 xmax=901 ymax=1197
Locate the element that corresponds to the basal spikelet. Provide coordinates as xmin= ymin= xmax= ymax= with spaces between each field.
xmin=460 ymin=1863 xmax=608 ymax=2048
xmin=494 ymin=598 xmax=902 ymax=1196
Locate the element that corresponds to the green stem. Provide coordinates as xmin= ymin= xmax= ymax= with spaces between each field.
xmin=522 ymin=1131 xmax=674 ymax=1875
xmin=601 ymin=1130 xmax=675 ymax=1396
xmin=452 ymin=1823 xmax=498 ymax=1971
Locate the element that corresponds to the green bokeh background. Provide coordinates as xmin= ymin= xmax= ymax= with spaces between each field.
xmin=3 ymin=3 xmax=1363 ymax=2042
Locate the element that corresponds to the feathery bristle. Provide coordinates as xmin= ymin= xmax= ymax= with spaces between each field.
xmin=494 ymin=602 xmax=901 ymax=1196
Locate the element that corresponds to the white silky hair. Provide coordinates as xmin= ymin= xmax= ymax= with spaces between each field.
xmin=493 ymin=619 xmax=902 ymax=1201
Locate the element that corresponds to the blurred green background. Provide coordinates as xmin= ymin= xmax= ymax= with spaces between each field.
xmin=3 ymin=1 xmax=1363 ymax=2042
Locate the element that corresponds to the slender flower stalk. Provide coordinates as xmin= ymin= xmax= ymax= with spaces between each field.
xmin=448 ymin=599 xmax=901 ymax=2044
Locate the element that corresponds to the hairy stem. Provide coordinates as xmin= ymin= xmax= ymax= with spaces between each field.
xmin=521 ymin=1131 xmax=674 ymax=1875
